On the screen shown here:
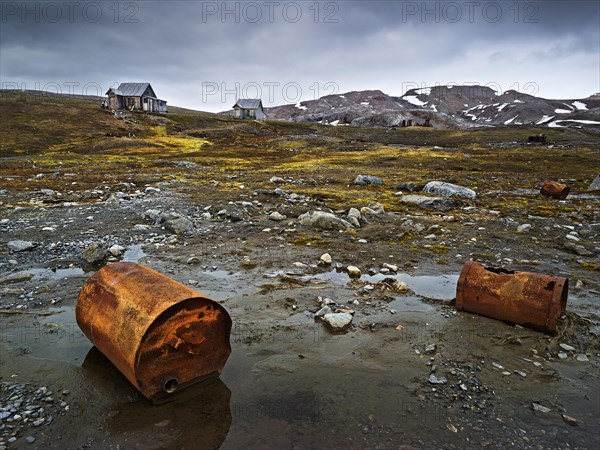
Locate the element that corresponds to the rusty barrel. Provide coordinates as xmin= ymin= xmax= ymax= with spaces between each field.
xmin=540 ymin=180 xmax=569 ymax=199
xmin=456 ymin=261 xmax=568 ymax=334
xmin=76 ymin=262 xmax=232 ymax=402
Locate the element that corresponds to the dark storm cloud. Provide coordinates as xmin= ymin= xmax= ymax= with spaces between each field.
xmin=1 ymin=0 xmax=598 ymax=111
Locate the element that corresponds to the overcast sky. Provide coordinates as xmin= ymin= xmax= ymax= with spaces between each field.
xmin=1 ymin=0 xmax=598 ymax=112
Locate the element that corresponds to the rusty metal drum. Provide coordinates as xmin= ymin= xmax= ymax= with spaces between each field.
xmin=76 ymin=262 xmax=232 ymax=403
xmin=456 ymin=261 xmax=568 ymax=334
xmin=540 ymin=180 xmax=570 ymax=199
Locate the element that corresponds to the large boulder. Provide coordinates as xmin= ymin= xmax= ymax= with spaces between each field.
xmin=163 ymin=216 xmax=194 ymax=234
xmin=401 ymin=195 xmax=457 ymax=212
xmin=7 ymin=240 xmax=34 ymax=252
xmin=589 ymin=174 xmax=600 ymax=191
xmin=354 ymin=175 xmax=383 ymax=186
xmin=423 ymin=181 xmax=476 ymax=199
xmin=82 ymin=243 xmax=107 ymax=264
xmin=298 ymin=211 xmax=353 ymax=230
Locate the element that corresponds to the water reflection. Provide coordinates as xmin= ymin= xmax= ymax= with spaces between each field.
xmin=82 ymin=347 xmax=232 ymax=449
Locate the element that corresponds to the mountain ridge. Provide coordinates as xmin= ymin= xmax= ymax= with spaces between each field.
xmin=262 ymin=85 xmax=600 ymax=129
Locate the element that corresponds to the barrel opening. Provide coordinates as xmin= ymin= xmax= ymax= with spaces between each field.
xmin=164 ymin=378 xmax=178 ymax=394
xmin=485 ymin=267 xmax=515 ymax=275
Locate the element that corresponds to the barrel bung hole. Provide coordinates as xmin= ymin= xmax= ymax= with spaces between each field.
xmin=164 ymin=378 xmax=178 ymax=394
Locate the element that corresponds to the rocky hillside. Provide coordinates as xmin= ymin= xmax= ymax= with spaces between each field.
xmin=263 ymin=86 xmax=600 ymax=129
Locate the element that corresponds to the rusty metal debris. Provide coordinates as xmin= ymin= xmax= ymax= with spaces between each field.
xmin=540 ymin=180 xmax=569 ymax=199
xmin=456 ymin=261 xmax=568 ymax=334
xmin=76 ymin=262 xmax=232 ymax=403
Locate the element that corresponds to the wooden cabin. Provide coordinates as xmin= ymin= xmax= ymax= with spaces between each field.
xmin=232 ymin=99 xmax=266 ymax=120
xmin=106 ymin=83 xmax=167 ymax=113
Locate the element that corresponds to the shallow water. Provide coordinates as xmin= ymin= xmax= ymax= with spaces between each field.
xmin=309 ymin=270 xmax=459 ymax=301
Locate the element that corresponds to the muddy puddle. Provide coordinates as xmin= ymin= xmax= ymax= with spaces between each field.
xmin=304 ymin=270 xmax=459 ymax=301
xmin=121 ymin=244 xmax=146 ymax=263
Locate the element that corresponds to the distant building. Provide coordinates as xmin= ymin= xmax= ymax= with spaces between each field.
xmin=105 ymin=83 xmax=167 ymax=113
xmin=232 ymin=99 xmax=266 ymax=120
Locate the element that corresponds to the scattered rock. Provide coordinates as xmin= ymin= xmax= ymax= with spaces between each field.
xmin=576 ymin=354 xmax=589 ymax=362
xmin=320 ymin=253 xmax=332 ymax=265
xmin=563 ymin=242 xmax=594 ymax=256
xmin=347 ymin=266 xmax=361 ymax=278
xmin=144 ymin=187 xmax=161 ymax=194
xmin=269 ymin=176 xmax=284 ymax=184
xmin=425 ymin=344 xmax=437 ymax=354
xmin=298 ymin=211 xmax=352 ymax=230
xmin=532 ymin=402 xmax=551 ymax=413
xmin=0 ymin=271 xmax=34 ymax=285
xmin=382 ymin=263 xmax=398 ymax=272
xmin=428 ymin=374 xmax=448 ymax=385
xmin=347 ymin=208 xmax=362 ymax=228
xmin=401 ymin=195 xmax=457 ymax=212
xmin=354 ymin=175 xmax=383 ymax=186
xmin=143 ymin=209 xmax=162 ymax=223
xmin=7 ymin=240 xmax=35 ymax=252
xmin=363 ymin=202 xmax=385 ymax=215
xmin=423 ymin=181 xmax=476 ymax=199
xmin=393 ymin=182 xmax=418 ymax=192
xmin=559 ymin=343 xmax=576 ymax=352
xmin=561 ymin=414 xmax=579 ymax=426
xmin=314 ymin=306 xmax=333 ymax=318
xmin=108 ymin=244 xmax=126 ymax=257
xmin=321 ymin=312 xmax=353 ymax=331
xmin=163 ymin=215 xmax=193 ymax=234
xmin=588 ymin=174 xmax=600 ymax=191
xmin=81 ymin=243 xmax=107 ymax=265
xmin=269 ymin=211 xmax=287 ymax=221
xmin=558 ymin=352 xmax=568 ymax=359
xmin=517 ymin=224 xmax=532 ymax=233
xmin=379 ymin=278 xmax=411 ymax=293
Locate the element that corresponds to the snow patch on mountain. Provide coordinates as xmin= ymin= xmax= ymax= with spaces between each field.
xmin=404 ymin=96 xmax=427 ymax=107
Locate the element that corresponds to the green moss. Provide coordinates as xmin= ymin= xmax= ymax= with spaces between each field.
xmin=290 ymin=234 xmax=330 ymax=247
xmin=579 ymin=261 xmax=600 ymax=272
xmin=426 ymin=244 xmax=451 ymax=254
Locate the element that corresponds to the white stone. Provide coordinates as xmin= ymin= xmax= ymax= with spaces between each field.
xmin=108 ymin=245 xmax=126 ymax=257
xmin=321 ymin=312 xmax=353 ymax=331
xmin=314 ymin=306 xmax=332 ymax=318
xmin=347 ymin=266 xmax=361 ymax=278
xmin=560 ymin=343 xmax=576 ymax=352
xmin=382 ymin=263 xmax=398 ymax=272
xmin=532 ymin=403 xmax=551 ymax=413
xmin=269 ymin=211 xmax=287 ymax=221
xmin=320 ymin=253 xmax=332 ymax=264
xmin=423 ymin=181 xmax=476 ymax=199
xmin=298 ymin=211 xmax=352 ymax=230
